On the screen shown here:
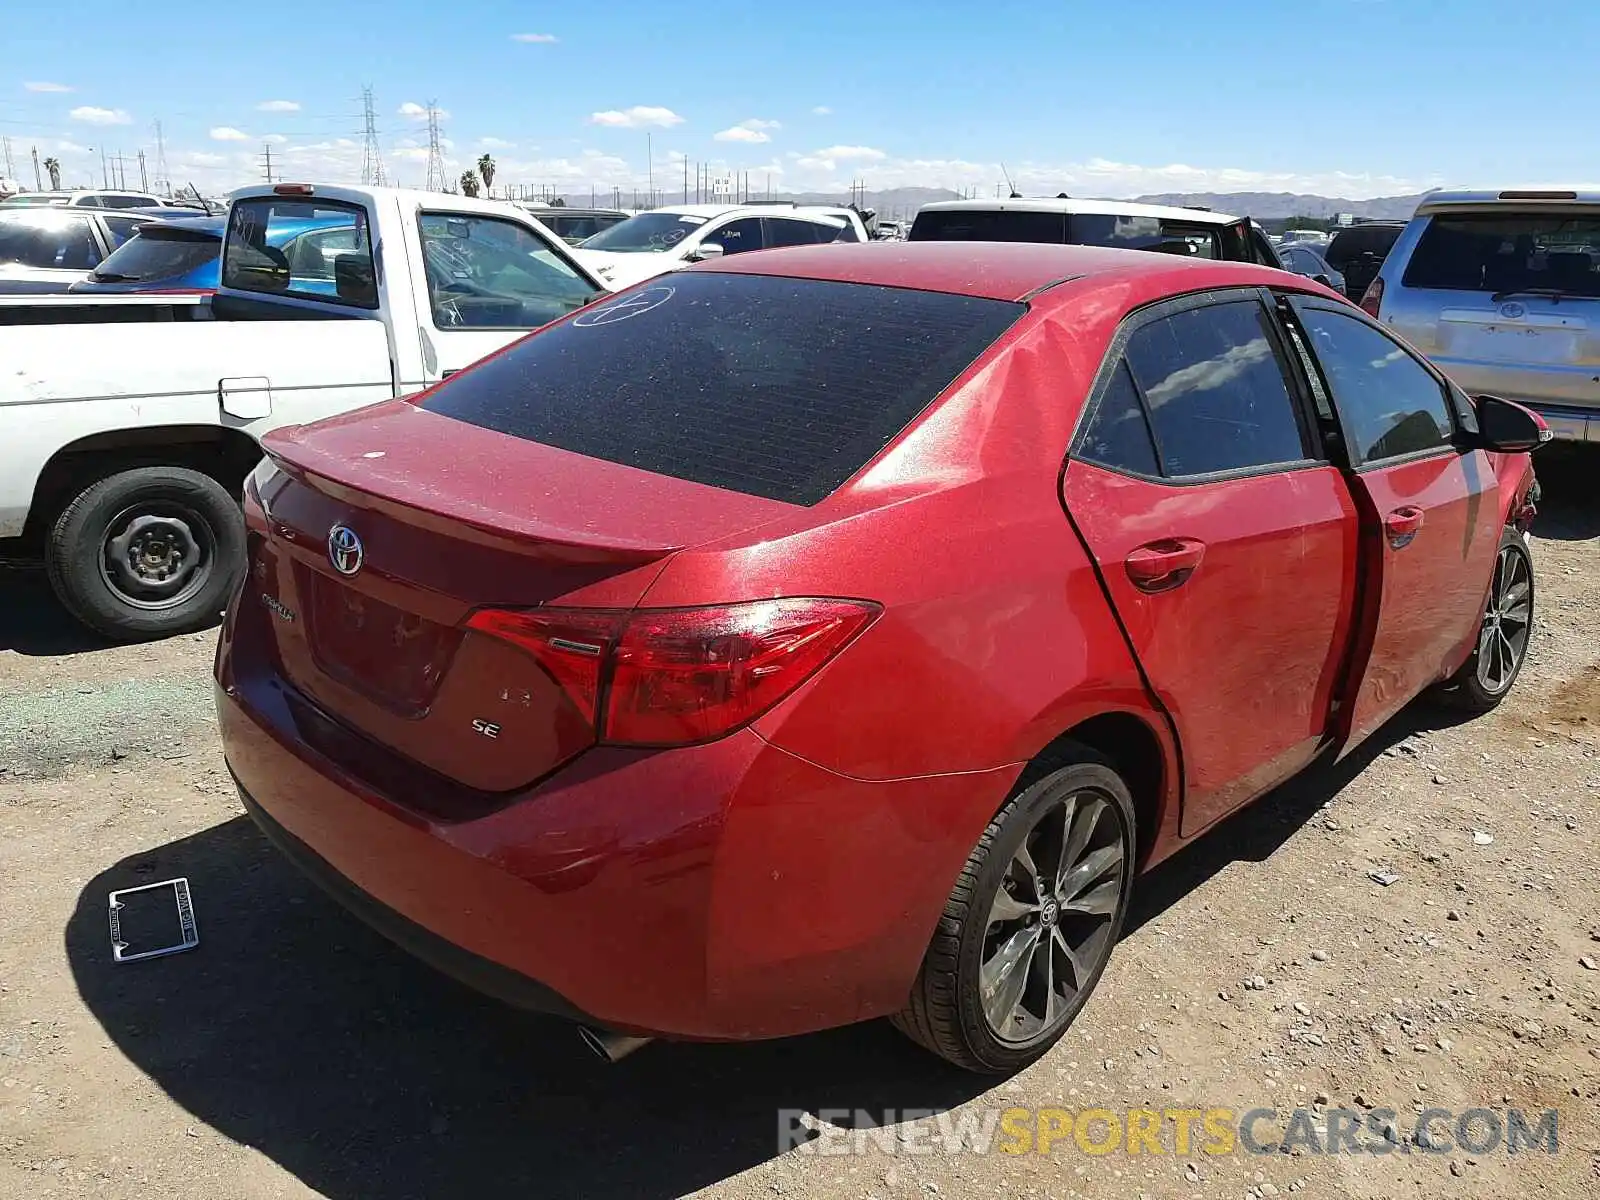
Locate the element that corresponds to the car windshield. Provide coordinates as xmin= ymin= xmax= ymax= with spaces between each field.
xmin=90 ymin=226 xmax=218 ymax=283
xmin=1403 ymin=212 xmax=1600 ymax=298
xmin=420 ymin=271 xmax=1024 ymax=505
xmin=581 ymin=211 xmax=710 ymax=253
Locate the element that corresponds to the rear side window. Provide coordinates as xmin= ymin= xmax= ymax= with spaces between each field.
xmin=420 ymin=272 xmax=1024 ymax=505
xmin=1125 ymin=301 xmax=1307 ymax=476
xmin=0 ymin=213 xmax=99 ymax=269
xmin=909 ymin=209 xmax=1068 ymax=243
xmin=1296 ymin=307 xmax=1454 ymax=463
xmin=1402 ymin=213 xmax=1600 ymax=297
xmin=222 ymin=197 xmax=375 ymax=308
xmin=1078 ymin=361 xmax=1160 ymax=476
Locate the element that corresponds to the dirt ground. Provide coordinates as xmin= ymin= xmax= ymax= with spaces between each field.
xmin=1 ymin=447 xmax=1597 ymax=1200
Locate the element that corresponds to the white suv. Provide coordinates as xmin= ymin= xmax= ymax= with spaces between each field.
xmin=573 ymin=203 xmax=867 ymax=290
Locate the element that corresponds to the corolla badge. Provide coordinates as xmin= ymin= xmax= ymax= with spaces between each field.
xmin=327 ymin=524 xmax=363 ymax=576
xmin=1499 ymin=301 xmax=1527 ymax=319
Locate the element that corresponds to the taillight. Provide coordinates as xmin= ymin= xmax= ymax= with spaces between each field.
xmin=1358 ymin=275 xmax=1384 ymax=318
xmin=466 ymin=598 xmax=879 ymax=747
xmin=464 ymin=608 xmax=625 ymax=725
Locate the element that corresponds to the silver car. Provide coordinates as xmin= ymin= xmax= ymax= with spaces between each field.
xmin=1368 ymin=189 xmax=1600 ymax=443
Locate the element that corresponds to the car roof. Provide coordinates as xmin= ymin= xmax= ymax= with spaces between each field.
xmin=914 ymin=197 xmax=1242 ymax=225
xmin=698 ymin=241 xmax=1297 ymax=302
xmin=1415 ymin=188 xmax=1600 ymax=214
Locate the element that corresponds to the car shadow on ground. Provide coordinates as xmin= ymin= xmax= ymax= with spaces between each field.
xmin=1529 ymin=443 xmax=1600 ymax=542
xmin=64 ymin=702 xmax=1472 ymax=1200
xmin=0 ymin=568 xmax=110 ymax=656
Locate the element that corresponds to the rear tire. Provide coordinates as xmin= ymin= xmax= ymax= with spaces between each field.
xmin=892 ymin=750 xmax=1136 ymax=1074
xmin=1433 ymin=527 xmax=1534 ymax=713
xmin=45 ymin=466 xmax=244 ymax=642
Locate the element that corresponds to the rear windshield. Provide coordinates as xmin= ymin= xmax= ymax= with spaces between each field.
xmin=91 ymin=226 xmax=218 ymax=283
xmin=420 ymin=272 xmax=1024 ymax=505
xmin=1402 ymin=212 xmax=1600 ymax=298
xmin=909 ymin=209 xmax=1220 ymax=257
xmin=1324 ymin=225 xmax=1402 ymax=269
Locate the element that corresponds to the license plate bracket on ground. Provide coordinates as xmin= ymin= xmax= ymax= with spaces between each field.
xmin=108 ymin=877 xmax=199 ymax=963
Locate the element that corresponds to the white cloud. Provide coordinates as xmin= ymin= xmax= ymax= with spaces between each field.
xmin=256 ymin=99 xmax=300 ymax=112
xmin=714 ymin=118 xmax=781 ymax=144
xmin=589 ymin=105 xmax=683 ymax=129
xmin=54 ymin=140 xmax=89 ymax=154
xmin=210 ymin=126 xmax=250 ymax=142
xmin=183 ymin=151 xmax=229 ymax=167
xmin=263 ymin=133 xmax=289 ymax=145
xmin=477 ymin=136 xmax=515 ymax=149
xmin=814 ymin=145 xmax=885 ymax=161
xmin=69 ymin=106 xmax=131 ymax=126
xmin=24 ymin=81 xmax=73 ymax=93
xmin=397 ymin=101 xmax=448 ymax=121
xmin=511 ymin=32 xmax=558 ymax=42
xmin=392 ymin=147 xmax=430 ymax=162
xmin=811 ymin=106 xmax=833 ymax=116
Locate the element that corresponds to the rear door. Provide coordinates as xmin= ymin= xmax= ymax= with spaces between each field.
xmin=1061 ymin=289 xmax=1360 ymax=835
xmin=1283 ymin=296 xmax=1503 ymax=749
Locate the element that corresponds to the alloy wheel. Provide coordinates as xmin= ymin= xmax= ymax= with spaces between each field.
xmin=1476 ymin=544 xmax=1532 ymax=694
xmin=980 ymin=789 xmax=1127 ymax=1043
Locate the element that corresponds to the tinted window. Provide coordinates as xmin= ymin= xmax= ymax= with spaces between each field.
xmin=1125 ymin=301 xmax=1307 ymax=476
xmin=0 ymin=212 xmax=99 ymax=269
xmin=1297 ymin=307 xmax=1454 ymax=463
xmin=75 ymin=195 xmax=105 ymax=208
xmin=102 ymin=216 xmax=146 ymax=248
xmin=764 ymin=217 xmax=826 ymax=248
xmin=420 ymin=272 xmax=1023 ymax=505
xmin=1079 ymin=361 xmax=1160 ymax=476
xmin=102 ymin=195 xmax=154 ymax=210
xmin=1403 ymin=213 xmax=1600 ymax=297
xmin=1073 ymin=215 xmax=1220 ymax=259
xmin=222 ymin=198 xmax=376 ymax=307
xmin=709 ymin=217 xmax=763 ymax=255
xmin=420 ymin=213 xmax=601 ymax=329
xmin=90 ymin=226 xmax=218 ymax=283
xmin=909 ymin=209 xmax=1068 ymax=243
xmin=826 ymin=215 xmax=862 ymax=242
xmin=1325 ymin=224 xmax=1402 ymax=271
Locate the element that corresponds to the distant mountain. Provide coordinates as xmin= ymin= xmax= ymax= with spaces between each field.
xmin=1130 ymin=191 xmax=1429 ymax=221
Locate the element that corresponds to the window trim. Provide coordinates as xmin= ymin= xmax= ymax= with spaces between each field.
xmin=1283 ymin=294 xmax=1461 ymax=471
xmin=1068 ymin=287 xmax=1329 ymax=486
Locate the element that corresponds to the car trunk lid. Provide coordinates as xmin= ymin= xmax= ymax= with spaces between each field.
xmin=253 ymin=399 xmax=795 ymax=793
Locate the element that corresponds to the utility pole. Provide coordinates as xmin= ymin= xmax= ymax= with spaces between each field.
xmin=423 ymin=101 xmax=446 ymax=192
xmin=137 ymin=149 xmax=148 ymax=191
xmin=359 ymin=86 xmax=387 ymax=186
xmin=99 ymin=147 xmax=109 ymax=188
xmin=646 ymin=132 xmax=653 ymax=205
xmin=154 ymin=120 xmax=170 ymax=195
xmin=31 ymin=145 xmax=41 ymax=190
xmin=260 ymin=142 xmax=274 ymax=183
xmin=1 ymin=138 xmax=13 ymax=182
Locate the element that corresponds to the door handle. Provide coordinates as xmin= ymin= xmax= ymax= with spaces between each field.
xmin=1125 ymin=538 xmax=1206 ymax=593
xmin=1384 ymin=505 xmax=1426 ymax=548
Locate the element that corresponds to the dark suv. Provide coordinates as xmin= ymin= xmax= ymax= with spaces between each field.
xmin=1325 ymin=221 xmax=1405 ymax=303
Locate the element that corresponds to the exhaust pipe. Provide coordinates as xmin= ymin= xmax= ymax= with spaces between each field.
xmin=579 ymin=1025 xmax=653 ymax=1064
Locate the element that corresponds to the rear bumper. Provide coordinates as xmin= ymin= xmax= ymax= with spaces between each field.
xmin=216 ymin=635 xmax=1015 ymax=1040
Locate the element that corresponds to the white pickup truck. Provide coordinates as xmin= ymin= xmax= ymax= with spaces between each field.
xmin=0 ymin=183 xmax=607 ymax=640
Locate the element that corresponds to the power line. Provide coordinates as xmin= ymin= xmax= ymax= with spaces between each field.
xmin=359 ymin=86 xmax=387 ymax=186
xmin=423 ymin=101 xmax=446 ymax=192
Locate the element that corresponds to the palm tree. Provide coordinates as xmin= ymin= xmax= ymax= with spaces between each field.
xmin=477 ymin=154 xmax=496 ymax=198
xmin=459 ymin=170 xmax=480 ymax=198
xmin=42 ymin=157 xmax=61 ymax=189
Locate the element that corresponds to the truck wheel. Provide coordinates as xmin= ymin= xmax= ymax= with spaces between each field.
xmin=892 ymin=750 xmax=1135 ymax=1074
xmin=1433 ymin=527 xmax=1535 ymax=712
xmin=45 ymin=466 xmax=245 ymax=642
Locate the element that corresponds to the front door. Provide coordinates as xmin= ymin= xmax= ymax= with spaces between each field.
xmin=1286 ymin=298 xmax=1504 ymax=749
xmin=1061 ymin=291 xmax=1359 ymax=836
xmin=411 ymin=210 xmax=606 ymax=382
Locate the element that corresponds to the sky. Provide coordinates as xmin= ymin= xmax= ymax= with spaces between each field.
xmin=4 ymin=0 xmax=1599 ymax=201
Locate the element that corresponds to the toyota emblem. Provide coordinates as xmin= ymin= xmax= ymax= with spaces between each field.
xmin=327 ymin=524 xmax=363 ymax=576
xmin=1498 ymin=301 xmax=1527 ymax=319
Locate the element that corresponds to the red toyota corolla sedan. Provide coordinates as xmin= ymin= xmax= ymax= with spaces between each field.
xmin=216 ymin=242 xmax=1545 ymax=1074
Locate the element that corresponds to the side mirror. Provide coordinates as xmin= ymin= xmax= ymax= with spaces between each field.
xmin=1313 ymin=273 xmax=1332 ymax=287
xmin=690 ymin=241 xmax=724 ymax=262
xmin=1472 ymin=394 xmax=1553 ymax=453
